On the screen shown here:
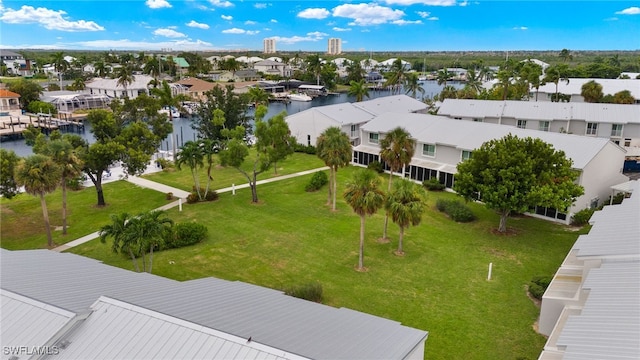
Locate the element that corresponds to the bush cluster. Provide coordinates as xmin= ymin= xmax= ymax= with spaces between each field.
xmin=305 ymin=171 xmax=328 ymax=192
xmin=156 ymin=158 xmax=174 ymax=170
xmin=435 ymin=199 xmax=476 ymax=222
xmin=571 ymin=208 xmax=595 ymax=226
xmin=529 ymin=275 xmax=552 ymax=300
xmin=186 ymin=188 xmax=220 ymax=204
xmin=284 ymin=282 xmax=323 ymax=303
xmin=162 ymin=222 xmax=208 ymax=250
xmin=293 ymin=143 xmax=316 ymax=155
xmin=367 ymin=160 xmax=384 ymax=174
xmin=423 ymin=178 xmax=445 ymax=191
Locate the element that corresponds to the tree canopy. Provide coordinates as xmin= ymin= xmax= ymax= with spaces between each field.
xmin=454 ymin=134 xmax=584 ymax=233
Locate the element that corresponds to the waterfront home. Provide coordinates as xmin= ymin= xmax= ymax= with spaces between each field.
xmin=1 ymin=249 xmax=428 ymax=360
xmin=437 ymin=99 xmax=640 ymax=148
xmin=354 ymin=113 xmax=628 ymax=223
xmin=0 ymin=89 xmax=20 ymax=112
xmin=253 ymin=59 xmax=290 ymax=78
xmin=538 ymin=180 xmax=639 ymax=359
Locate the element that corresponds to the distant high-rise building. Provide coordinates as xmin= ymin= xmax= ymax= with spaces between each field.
xmin=327 ymin=38 xmax=342 ymax=55
xmin=263 ymin=38 xmax=276 ymax=54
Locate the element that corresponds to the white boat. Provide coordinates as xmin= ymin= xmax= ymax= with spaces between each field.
xmin=159 ymin=106 xmax=181 ymax=119
xmin=288 ymin=93 xmax=313 ymax=102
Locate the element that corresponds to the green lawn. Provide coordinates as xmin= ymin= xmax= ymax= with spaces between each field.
xmin=70 ymin=167 xmax=582 ymax=360
xmin=0 ymin=181 xmax=172 ymax=250
xmin=144 ymin=151 xmax=325 ymax=192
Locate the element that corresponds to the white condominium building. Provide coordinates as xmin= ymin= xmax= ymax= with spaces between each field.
xmin=328 ymin=38 xmax=342 ymax=55
xmin=263 ymin=38 xmax=276 ymax=54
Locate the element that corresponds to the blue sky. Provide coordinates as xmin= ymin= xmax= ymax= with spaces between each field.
xmin=0 ymin=0 xmax=639 ymax=52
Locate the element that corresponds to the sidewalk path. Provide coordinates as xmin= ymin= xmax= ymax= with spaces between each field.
xmin=51 ymin=166 xmax=329 ymax=252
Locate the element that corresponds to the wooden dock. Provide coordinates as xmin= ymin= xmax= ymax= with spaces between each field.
xmin=0 ymin=113 xmax=85 ymax=140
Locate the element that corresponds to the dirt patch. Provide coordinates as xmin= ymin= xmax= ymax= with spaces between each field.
xmin=377 ymin=237 xmax=391 ymax=244
xmin=489 ymin=227 xmax=520 ymax=236
xmin=354 ymin=266 xmax=369 ymax=273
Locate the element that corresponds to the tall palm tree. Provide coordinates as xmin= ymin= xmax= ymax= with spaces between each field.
xmin=71 ymin=77 xmax=86 ymax=91
xmin=51 ymin=51 xmax=69 ymax=89
xmin=94 ymin=61 xmax=109 ymax=78
xmin=143 ymin=56 xmax=161 ymax=82
xmin=306 ymin=54 xmax=323 ymax=85
xmin=385 ymin=179 xmax=425 ymax=255
xmin=348 ymin=79 xmax=370 ymax=102
xmin=150 ymin=80 xmax=190 ymax=159
xmin=343 ymin=169 xmax=385 ymax=271
xmin=581 ymin=80 xmax=603 ymax=103
xmin=404 ymin=73 xmax=425 ymax=99
xmin=559 ymin=48 xmax=573 ymax=63
xmin=543 ymin=64 xmax=570 ymax=102
xmin=15 ymin=154 xmax=62 ymax=247
xmin=115 ymin=65 xmax=135 ymax=98
xmin=464 ymin=69 xmax=483 ymax=94
xmin=379 ymin=127 xmax=415 ymax=241
xmin=384 ymin=58 xmax=406 ymax=94
xmin=46 ymin=139 xmax=83 ymax=235
xmin=175 ymin=140 xmax=205 ymax=200
xmin=100 ymin=212 xmax=139 ymax=272
xmin=436 ymin=68 xmax=451 ymax=87
xmin=316 ymin=127 xmax=352 ymax=211
xmin=247 ymin=86 xmax=271 ymax=108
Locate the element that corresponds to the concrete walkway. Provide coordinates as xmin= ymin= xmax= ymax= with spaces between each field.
xmin=51 ymin=166 xmax=329 ymax=252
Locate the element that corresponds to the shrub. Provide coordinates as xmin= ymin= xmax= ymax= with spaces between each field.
xmin=571 ymin=208 xmax=595 ymax=226
xmin=284 ymin=282 xmax=323 ymax=303
xmin=157 ymin=158 xmax=173 ymax=170
xmin=204 ymin=190 xmax=219 ymax=201
xmin=529 ymin=275 xmax=552 ymax=300
xmin=186 ymin=192 xmax=199 ymax=204
xmin=305 ymin=171 xmax=328 ymax=192
xmin=423 ymin=178 xmax=445 ymax=191
xmin=435 ymin=199 xmax=476 ymax=223
xmin=166 ymin=192 xmax=174 ymax=200
xmin=163 ymin=222 xmax=208 ymax=250
xmin=367 ymin=160 xmax=384 ymax=174
xmin=26 ymin=100 xmax=57 ymax=115
xmin=293 ymin=143 xmax=316 ymax=155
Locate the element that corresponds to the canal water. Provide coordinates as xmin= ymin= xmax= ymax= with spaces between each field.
xmin=1 ymin=80 xmax=463 ymax=157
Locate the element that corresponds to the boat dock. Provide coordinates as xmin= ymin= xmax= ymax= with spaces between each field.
xmin=0 ymin=112 xmax=86 ymax=141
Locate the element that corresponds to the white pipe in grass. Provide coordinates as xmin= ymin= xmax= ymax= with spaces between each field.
xmin=487 ymin=262 xmax=493 ymax=281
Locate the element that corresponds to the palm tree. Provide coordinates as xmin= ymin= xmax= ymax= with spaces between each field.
xmin=150 ymin=80 xmax=190 ymax=159
xmin=175 ymin=140 xmax=205 ymax=200
xmin=94 ymin=61 xmax=109 ymax=78
xmin=385 ymin=179 xmax=425 ymax=255
xmin=559 ymin=48 xmax=573 ymax=63
xmin=143 ymin=56 xmax=161 ymax=82
xmin=348 ymin=79 xmax=370 ymax=102
xmin=404 ymin=73 xmax=425 ymax=99
xmin=71 ymin=77 xmax=86 ymax=91
xmin=543 ymin=64 xmax=570 ymax=102
xmin=100 ymin=212 xmax=139 ymax=272
xmin=115 ymin=65 xmax=135 ymax=98
xmin=343 ymin=169 xmax=385 ymax=271
xmin=51 ymin=51 xmax=69 ymax=89
xmin=316 ymin=127 xmax=352 ymax=211
xmin=125 ymin=210 xmax=173 ymax=273
xmin=46 ymin=139 xmax=83 ymax=235
xmin=384 ymin=58 xmax=406 ymax=94
xmin=613 ymin=90 xmax=635 ymax=104
xmin=247 ymin=86 xmax=271 ymax=108
xmin=581 ymin=80 xmax=603 ymax=103
xmin=306 ymin=54 xmax=323 ymax=85
xmin=436 ymin=68 xmax=451 ymax=87
xmin=464 ymin=69 xmax=483 ymax=95
xmin=15 ymin=154 xmax=62 ymax=247
xmin=379 ymin=127 xmax=415 ymax=241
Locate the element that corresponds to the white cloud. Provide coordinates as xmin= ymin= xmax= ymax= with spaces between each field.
xmin=195 ymin=4 xmax=209 ymax=11
xmin=307 ymin=31 xmax=328 ymax=37
xmin=209 ymin=0 xmax=233 ymax=8
xmin=332 ymin=3 xmax=404 ymax=26
xmin=167 ymin=25 xmax=177 ymax=29
xmin=392 ymin=19 xmax=423 ymax=25
xmin=271 ymin=31 xmax=327 ymax=44
xmin=186 ymin=20 xmax=209 ymax=29
xmin=0 ymin=5 xmax=105 ymax=31
xmin=221 ymin=15 xmax=233 ymax=20
xmin=615 ymin=7 xmax=640 ymax=15
xmin=154 ymin=28 xmax=187 ymax=38
xmin=146 ymin=0 xmax=171 ymax=9
xmin=459 ymin=0 xmax=469 ymax=6
xmin=297 ymin=8 xmax=330 ymax=19
xmin=383 ymin=0 xmax=456 ymax=5
xmin=222 ymin=27 xmax=259 ymax=35
xmin=333 ymin=27 xmax=352 ymax=32
xmin=427 ymin=16 xmax=439 ymax=21
xmin=254 ymin=3 xmax=268 ymax=9
xmin=416 ymin=11 xmax=430 ymax=18
xmin=245 ymin=20 xmax=257 ymax=25
xmin=76 ymin=39 xmax=215 ymax=51
xmin=512 ymin=26 xmax=528 ymax=31
xmin=270 ymin=19 xmax=278 ymax=23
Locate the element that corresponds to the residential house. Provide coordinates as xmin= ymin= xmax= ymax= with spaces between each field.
xmin=85 ymin=74 xmax=156 ymax=99
xmin=254 ymin=59 xmax=290 ymax=78
xmin=0 ymin=249 xmax=428 ymax=360
xmin=286 ymin=94 xmax=428 ymax=147
xmin=218 ymin=69 xmax=260 ymax=82
xmin=538 ymin=180 xmax=639 ymax=359
xmin=176 ymin=77 xmax=218 ymax=101
xmin=0 ymin=49 xmax=33 ymax=76
xmin=533 ymin=78 xmax=640 ymax=104
xmin=437 ymin=99 xmax=640 ymax=148
xmin=378 ymin=58 xmax=412 ymax=72
xmin=0 ymin=89 xmax=21 ymax=112
xmin=354 ymin=113 xmax=628 ymax=223
xmin=41 ymin=91 xmax=111 ymax=114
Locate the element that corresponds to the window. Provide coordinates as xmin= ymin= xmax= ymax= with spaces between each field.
xmin=461 ymin=150 xmax=472 ymax=161
xmin=539 ymin=121 xmax=550 ymax=132
xmin=473 ymin=118 xmax=483 ymax=122
xmin=586 ymin=122 xmax=598 ymax=136
xmin=625 ymin=138 xmax=632 ymax=147
xmin=517 ymin=120 xmax=527 ymax=129
xmin=454 ymin=117 xmax=462 ymax=120
xmin=307 ymin=135 xmax=311 ymax=146
xmin=350 ymin=124 xmax=358 ymax=138
xmin=422 ymin=143 xmax=435 ymax=157
xmin=369 ymin=132 xmax=379 ymax=144
xmin=611 ymin=124 xmax=623 ymax=137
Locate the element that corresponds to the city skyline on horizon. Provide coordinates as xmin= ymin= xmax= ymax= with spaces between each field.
xmin=0 ymin=1 xmax=639 ymax=52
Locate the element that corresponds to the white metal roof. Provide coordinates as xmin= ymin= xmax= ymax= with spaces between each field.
xmin=55 ymin=296 xmax=306 ymax=360
xmin=85 ymin=74 xmax=156 ymax=91
xmin=1 ymin=250 xmax=427 ymax=360
xmin=438 ymin=99 xmax=640 ymax=124
xmin=536 ymin=78 xmax=640 ymax=99
xmin=361 ymin=112 xmax=615 ymax=169
xmin=1 ymin=289 xmax=75 ymax=354
xmin=353 ymin=94 xmax=427 ymax=116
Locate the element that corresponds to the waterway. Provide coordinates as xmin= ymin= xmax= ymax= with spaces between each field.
xmin=1 ymin=80 xmax=463 ymax=157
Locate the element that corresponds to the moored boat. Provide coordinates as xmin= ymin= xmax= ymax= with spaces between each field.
xmin=288 ymin=93 xmax=313 ymax=102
